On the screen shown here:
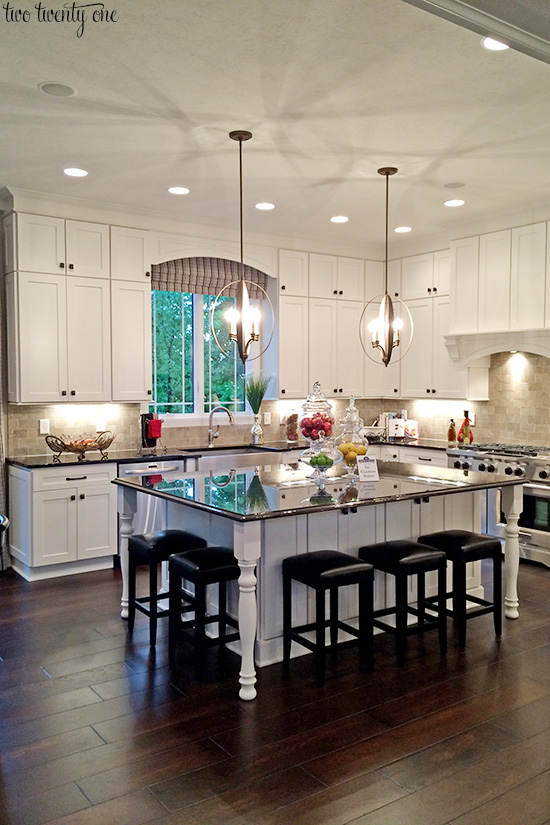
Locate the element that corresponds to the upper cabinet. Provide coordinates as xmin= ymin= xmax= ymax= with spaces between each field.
xmin=278 ymin=249 xmax=309 ymax=296
xmin=449 ymin=236 xmax=479 ymax=334
xmin=511 ymin=222 xmax=546 ymax=330
xmin=401 ymin=251 xmax=450 ymax=301
xmin=309 ymin=253 xmax=364 ymax=301
xmin=16 ymin=213 xmax=110 ymax=279
xmin=110 ymin=226 xmax=154 ymax=283
xmin=478 ymin=230 xmax=511 ymax=332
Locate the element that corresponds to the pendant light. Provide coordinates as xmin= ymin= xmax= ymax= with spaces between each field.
xmin=211 ymin=130 xmax=273 ymax=365
xmin=359 ymin=166 xmax=413 ymax=367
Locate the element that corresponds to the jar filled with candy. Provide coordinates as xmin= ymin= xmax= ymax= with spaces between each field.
xmin=299 ymin=381 xmax=335 ymax=445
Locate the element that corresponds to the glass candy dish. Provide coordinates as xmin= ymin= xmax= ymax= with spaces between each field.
xmin=299 ymin=381 xmax=335 ymax=445
xmin=334 ymin=396 xmax=368 ymax=475
xmin=300 ymin=444 xmax=343 ymax=504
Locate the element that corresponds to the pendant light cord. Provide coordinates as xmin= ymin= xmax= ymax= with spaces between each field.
xmin=239 ymin=138 xmax=244 ymax=265
xmin=384 ymin=170 xmax=389 ymax=294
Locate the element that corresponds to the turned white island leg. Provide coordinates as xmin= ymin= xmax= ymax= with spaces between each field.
xmin=501 ymin=484 xmax=523 ymax=620
xmin=117 ymin=485 xmax=137 ymax=620
xmin=232 ymin=521 xmax=261 ymax=701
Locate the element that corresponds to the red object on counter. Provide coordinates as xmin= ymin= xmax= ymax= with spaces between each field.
xmin=457 ymin=412 xmax=473 ymax=443
xmin=149 ymin=474 xmax=163 ymax=484
xmin=147 ymin=419 xmax=163 ymax=439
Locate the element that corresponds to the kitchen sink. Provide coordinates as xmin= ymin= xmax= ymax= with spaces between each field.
xmin=180 ymin=445 xmax=281 ymax=457
xmin=180 ymin=445 xmax=283 ymax=472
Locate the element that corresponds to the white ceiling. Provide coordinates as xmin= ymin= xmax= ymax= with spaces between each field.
xmin=2 ymin=0 xmax=550 ymax=256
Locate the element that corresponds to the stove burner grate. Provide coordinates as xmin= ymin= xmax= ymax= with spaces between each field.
xmin=456 ymin=443 xmax=550 ymax=457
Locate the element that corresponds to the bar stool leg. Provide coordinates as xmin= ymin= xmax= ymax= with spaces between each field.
xmin=194 ymin=580 xmax=207 ymax=678
xmin=148 ymin=561 xmax=158 ymax=647
xmin=168 ymin=568 xmax=181 ymax=665
xmin=282 ymin=573 xmax=292 ymax=671
xmin=218 ymin=580 xmax=227 ymax=651
xmin=359 ymin=577 xmax=374 ymax=672
xmin=128 ymin=555 xmax=136 ymax=632
xmin=453 ymin=559 xmax=467 ymax=649
xmin=437 ymin=565 xmax=447 ymax=655
xmin=417 ymin=572 xmax=426 ymax=630
xmin=395 ymin=574 xmax=408 ymax=666
xmin=493 ymin=550 xmax=503 ymax=637
xmin=330 ymin=586 xmax=339 ymax=656
xmin=315 ymin=586 xmax=326 ymax=685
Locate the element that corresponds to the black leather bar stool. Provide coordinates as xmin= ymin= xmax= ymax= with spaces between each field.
xmin=358 ymin=540 xmax=447 ymax=666
xmin=168 ymin=547 xmax=240 ymax=676
xmin=128 ymin=529 xmax=207 ymax=646
xmin=418 ymin=529 xmax=502 ymax=648
xmin=282 ymin=550 xmax=374 ymax=685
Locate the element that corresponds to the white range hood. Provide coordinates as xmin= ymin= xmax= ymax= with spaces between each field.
xmin=445 ymin=328 xmax=550 ymax=366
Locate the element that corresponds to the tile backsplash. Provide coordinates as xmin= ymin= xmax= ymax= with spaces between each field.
xmin=6 ymin=352 xmax=550 ymax=456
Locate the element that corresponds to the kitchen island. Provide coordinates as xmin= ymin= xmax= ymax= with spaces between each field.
xmin=114 ymin=458 xmax=524 ymax=700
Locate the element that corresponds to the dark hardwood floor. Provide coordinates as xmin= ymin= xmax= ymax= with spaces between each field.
xmin=2 ymin=560 xmax=550 ymax=825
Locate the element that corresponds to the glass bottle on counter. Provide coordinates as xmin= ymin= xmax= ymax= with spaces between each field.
xmin=334 ymin=396 xmax=368 ymax=474
xmin=447 ymin=418 xmax=457 ymax=447
xmin=458 ymin=411 xmax=473 ymax=444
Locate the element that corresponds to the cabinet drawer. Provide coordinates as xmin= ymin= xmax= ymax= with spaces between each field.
xmin=32 ymin=464 xmax=117 ymax=492
xmin=400 ymin=448 xmax=448 ymax=467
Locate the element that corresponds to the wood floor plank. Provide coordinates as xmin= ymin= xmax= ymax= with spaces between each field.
xmin=449 ymin=767 xmax=550 ymax=825
xmin=0 ymin=780 xmax=90 ymax=825
xmin=27 ymin=788 xmax=167 ymax=825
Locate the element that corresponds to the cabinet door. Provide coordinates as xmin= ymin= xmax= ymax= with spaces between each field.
xmin=309 ymin=298 xmax=338 ymax=397
xmin=510 ymin=222 xmax=546 ymax=330
xmin=433 ymin=249 xmax=450 ymax=296
xmin=3 ymin=213 xmax=15 ymax=273
xmin=337 ymin=300 xmax=364 ymax=397
xmin=65 ymin=220 xmax=110 ymax=279
xmin=278 ymin=249 xmax=308 ymax=296
xmin=18 ymin=272 xmax=68 ymax=403
xmin=364 ymin=353 xmax=400 ymax=398
xmin=364 ymin=260 xmax=383 ymax=302
xmin=111 ymin=281 xmax=153 ymax=401
xmin=278 ymin=295 xmax=308 ymax=398
xmin=478 ymin=229 xmax=511 ymax=332
xmin=400 ymin=297 xmax=433 ymax=398
xmin=309 ymin=253 xmax=337 ymax=299
xmin=17 ymin=214 xmax=65 ymax=274
xmin=33 ymin=489 xmax=77 ymax=566
xmin=401 ymin=253 xmax=434 ymax=300
xmin=432 ymin=296 xmax=468 ymax=398
xmin=449 ymin=236 xmax=479 ymax=333
xmin=66 ymin=277 xmax=111 ymax=402
xmin=388 ymin=259 xmax=401 ymax=298
xmin=77 ymin=484 xmax=117 ymax=560
xmin=111 ymin=226 xmax=153 ymax=282
xmin=337 ymin=257 xmax=364 ymax=301
xmin=400 ymin=447 xmax=448 ymax=468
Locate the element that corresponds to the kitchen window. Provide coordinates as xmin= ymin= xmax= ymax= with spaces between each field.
xmin=149 ymin=289 xmax=247 ymax=417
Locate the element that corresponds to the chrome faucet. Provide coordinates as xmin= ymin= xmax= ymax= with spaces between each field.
xmin=207 ymin=405 xmax=235 ymax=447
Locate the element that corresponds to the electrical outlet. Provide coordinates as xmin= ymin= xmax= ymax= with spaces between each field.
xmin=469 ymin=413 xmax=476 ymax=426
xmin=263 ymin=411 xmax=271 ymax=426
xmin=39 ymin=419 xmax=50 ymax=434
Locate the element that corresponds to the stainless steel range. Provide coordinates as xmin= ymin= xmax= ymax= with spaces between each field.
xmin=447 ymin=443 xmax=550 ymax=567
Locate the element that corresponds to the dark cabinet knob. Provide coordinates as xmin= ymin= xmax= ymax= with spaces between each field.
xmin=145 ymin=271 xmax=151 ymax=277
xmin=339 ymin=388 xmax=343 ymax=393
xmin=426 ymin=389 xmax=430 ymax=394
xmin=394 ymin=292 xmax=399 ymax=297
xmin=68 ymin=263 xmax=74 ymax=270
xmin=61 ymin=390 xmax=67 ymax=396
xmin=393 ymin=388 xmax=398 ymax=393
xmin=281 ymin=284 xmax=286 ymax=290
xmin=79 ymin=493 xmax=85 ymax=499
xmin=427 ymin=287 xmax=432 ymax=293
xmin=433 ymin=287 xmax=437 ymax=293
xmin=333 ymin=389 xmax=338 ymax=394
xmin=333 ymin=289 xmax=338 ymax=294
xmin=432 ymin=389 xmax=436 ymax=393
xmin=281 ymin=389 xmax=286 ymax=394
xmin=70 ymin=390 xmax=76 ymax=396
xmin=338 ymin=290 xmax=343 ymax=295
xmin=59 ymin=262 xmax=65 ymax=269
xmin=70 ymin=495 xmax=76 ymax=501
xmin=147 ymin=389 xmax=152 ymax=395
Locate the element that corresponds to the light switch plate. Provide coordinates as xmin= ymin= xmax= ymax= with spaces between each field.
xmin=263 ymin=412 xmax=271 ymax=425
xmin=39 ymin=419 xmax=50 ymax=434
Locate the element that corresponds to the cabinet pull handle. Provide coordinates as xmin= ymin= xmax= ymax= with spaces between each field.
xmin=147 ymin=389 xmax=152 ymax=395
xmin=426 ymin=389 xmax=430 ymax=393
xmin=427 ymin=287 xmax=431 ymax=293
xmin=281 ymin=389 xmax=286 ymax=394
xmin=80 ymin=493 xmax=85 ymax=499
xmin=68 ymin=263 xmax=74 ymax=270
xmin=393 ymin=388 xmax=398 ymax=393
xmin=339 ymin=388 xmax=343 ymax=393
xmin=61 ymin=390 xmax=67 ymax=396
xmin=431 ymin=389 xmax=436 ymax=393
xmin=70 ymin=390 xmax=76 ymax=396
xmin=339 ymin=290 xmax=343 ymax=295
xmin=433 ymin=287 xmax=437 ymax=293
xmin=70 ymin=495 xmax=76 ymax=501
xmin=418 ymin=457 xmax=432 ymax=461
xmin=394 ymin=292 xmax=399 ymax=297
xmin=66 ymin=475 xmax=87 ymax=481
xmin=145 ymin=271 xmax=151 ymax=277
xmin=333 ymin=289 xmax=338 ymax=294
xmin=333 ymin=388 xmax=338 ymax=394
xmin=281 ymin=284 xmax=286 ymax=290
xmin=59 ymin=262 xmax=65 ymax=269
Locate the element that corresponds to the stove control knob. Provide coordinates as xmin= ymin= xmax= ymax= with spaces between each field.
xmin=539 ymin=470 xmax=549 ymax=479
xmin=514 ymin=468 xmax=524 ymax=477
xmin=453 ymin=460 xmax=461 ymax=469
xmin=487 ymin=465 xmax=496 ymax=473
xmin=504 ymin=466 xmax=513 ymax=475
xmin=478 ymin=463 xmax=486 ymax=472
xmin=461 ymin=462 xmax=470 ymax=470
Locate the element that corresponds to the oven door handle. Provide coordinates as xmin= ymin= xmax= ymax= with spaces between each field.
xmin=518 ymin=531 xmax=533 ymax=540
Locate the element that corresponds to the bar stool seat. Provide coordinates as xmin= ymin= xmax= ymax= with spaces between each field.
xmin=418 ymin=529 xmax=502 ymax=648
xmin=358 ymin=539 xmax=448 ymax=666
xmin=282 ymin=550 xmax=374 ymax=684
xmin=169 ymin=547 xmax=240 ymax=677
xmin=128 ymin=529 xmax=207 ymax=647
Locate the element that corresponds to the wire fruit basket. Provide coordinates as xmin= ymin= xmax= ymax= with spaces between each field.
xmin=45 ymin=430 xmax=115 ymax=462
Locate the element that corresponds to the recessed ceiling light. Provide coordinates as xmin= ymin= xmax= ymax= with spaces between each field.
xmin=255 ymin=202 xmax=275 ymax=210
xmin=63 ymin=167 xmax=88 ymax=177
xmin=330 ymin=215 xmax=349 ymax=223
xmin=481 ymin=36 xmax=509 ymax=51
xmin=444 ymin=199 xmax=465 ymax=207
xmin=38 ymin=81 xmax=76 ymax=97
xmin=394 ymin=226 xmax=412 ymax=233
xmin=168 ymin=186 xmax=190 ymax=195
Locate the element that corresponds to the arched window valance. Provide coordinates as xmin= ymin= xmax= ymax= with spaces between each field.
xmin=150 ymin=256 xmax=268 ymax=299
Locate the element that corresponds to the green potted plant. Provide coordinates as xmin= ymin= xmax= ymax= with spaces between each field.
xmin=245 ymin=374 xmax=272 ymax=445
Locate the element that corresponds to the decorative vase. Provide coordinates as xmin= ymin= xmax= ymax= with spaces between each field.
xmin=251 ymin=414 xmax=263 ymax=445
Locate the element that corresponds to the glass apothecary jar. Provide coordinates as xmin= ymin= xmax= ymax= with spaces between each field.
xmin=299 ymin=381 xmax=335 ymax=445
xmin=334 ymin=396 xmax=367 ymax=473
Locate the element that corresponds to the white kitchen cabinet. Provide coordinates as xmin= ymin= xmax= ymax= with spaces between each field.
xmin=399 ymin=447 xmax=448 ymax=468
xmin=336 ymin=257 xmax=364 ymax=301
xmin=449 ymin=236 xmax=479 ymax=334
xmin=362 ymin=259 xmax=402 ymax=399
xmin=2 ymin=213 xmax=15 ymax=273
xmin=510 ymin=222 xmax=546 ymax=330
xmin=111 ymin=280 xmax=153 ymax=402
xmin=432 ymin=296 xmax=469 ymax=398
xmin=16 ymin=213 xmax=110 ymax=279
xmin=111 ymin=225 xmax=154 ymax=282
xmin=478 ymin=229 xmax=511 ymax=333
xmin=364 ymin=259 xmax=383 ymax=301
xmin=309 ymin=298 xmax=363 ymax=398
xmin=336 ymin=300 xmax=364 ymax=397
xmin=309 ymin=253 xmax=364 ymax=301
xmin=401 ymin=253 xmax=434 ymax=300
xmin=278 ymin=249 xmax=309 ymax=296
xmin=278 ymin=295 xmax=309 ymax=398
xmin=8 ymin=464 xmax=117 ymax=580
xmin=6 ymin=272 xmax=111 ymax=404
xmin=364 ymin=353 xmax=401 ymax=399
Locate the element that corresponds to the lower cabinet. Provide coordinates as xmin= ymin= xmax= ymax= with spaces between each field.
xmin=8 ymin=463 xmax=117 ymax=580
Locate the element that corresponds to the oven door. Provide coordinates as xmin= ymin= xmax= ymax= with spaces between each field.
xmin=488 ymin=483 xmax=550 ymax=566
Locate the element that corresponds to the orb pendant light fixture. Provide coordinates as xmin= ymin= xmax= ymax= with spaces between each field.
xmin=359 ymin=167 xmax=413 ymax=367
xmin=211 ymin=130 xmax=274 ymax=365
